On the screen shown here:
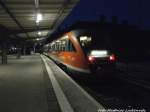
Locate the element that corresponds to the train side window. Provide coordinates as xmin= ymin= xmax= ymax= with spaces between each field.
xmin=51 ymin=44 xmax=53 ymax=51
xmin=49 ymin=46 xmax=51 ymax=51
xmin=55 ymin=43 xmax=58 ymax=51
xmin=65 ymin=39 xmax=69 ymax=51
xmin=48 ymin=44 xmax=51 ymax=51
xmin=61 ymin=40 xmax=66 ymax=51
xmin=44 ymin=45 xmax=48 ymax=52
xmin=58 ymin=42 xmax=61 ymax=51
xmin=56 ymin=42 xmax=59 ymax=51
xmin=65 ymin=38 xmax=76 ymax=52
xmin=68 ymin=40 xmax=76 ymax=52
xmin=59 ymin=37 xmax=76 ymax=52
xmin=53 ymin=44 xmax=55 ymax=51
xmin=54 ymin=43 xmax=57 ymax=51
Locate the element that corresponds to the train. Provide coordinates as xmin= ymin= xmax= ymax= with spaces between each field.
xmin=43 ymin=23 xmax=116 ymax=75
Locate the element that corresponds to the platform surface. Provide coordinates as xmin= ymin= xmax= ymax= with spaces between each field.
xmin=0 ymin=55 xmax=60 ymax=112
xmin=0 ymin=55 xmax=104 ymax=112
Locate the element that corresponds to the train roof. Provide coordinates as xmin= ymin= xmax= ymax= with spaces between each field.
xmin=45 ymin=21 xmax=147 ymax=44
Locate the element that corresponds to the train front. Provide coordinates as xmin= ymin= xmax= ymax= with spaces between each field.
xmin=77 ymin=29 xmax=116 ymax=74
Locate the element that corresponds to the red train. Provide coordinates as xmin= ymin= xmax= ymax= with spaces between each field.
xmin=43 ymin=27 xmax=116 ymax=75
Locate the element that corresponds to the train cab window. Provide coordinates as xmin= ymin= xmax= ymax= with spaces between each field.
xmin=79 ymin=36 xmax=92 ymax=53
xmin=80 ymin=36 xmax=92 ymax=46
xmin=78 ymin=31 xmax=112 ymax=56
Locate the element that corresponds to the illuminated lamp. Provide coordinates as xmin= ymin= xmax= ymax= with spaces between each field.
xmin=88 ymin=56 xmax=95 ymax=62
xmin=38 ymin=32 xmax=41 ymax=35
xmin=36 ymin=13 xmax=43 ymax=23
xmin=109 ymin=54 xmax=116 ymax=61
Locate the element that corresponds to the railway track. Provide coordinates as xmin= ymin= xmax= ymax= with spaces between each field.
xmin=50 ymin=57 xmax=150 ymax=111
xmin=67 ymin=71 xmax=150 ymax=111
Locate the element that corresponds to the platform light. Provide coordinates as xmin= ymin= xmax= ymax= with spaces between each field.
xmin=38 ymin=32 xmax=41 ymax=35
xmin=36 ymin=38 xmax=39 ymax=41
xmin=36 ymin=13 xmax=43 ymax=23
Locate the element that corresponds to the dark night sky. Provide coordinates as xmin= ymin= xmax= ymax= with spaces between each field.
xmin=60 ymin=0 xmax=150 ymax=30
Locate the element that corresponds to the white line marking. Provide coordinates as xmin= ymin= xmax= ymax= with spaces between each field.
xmin=41 ymin=55 xmax=74 ymax=112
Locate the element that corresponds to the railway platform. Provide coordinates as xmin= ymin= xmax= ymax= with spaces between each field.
xmin=0 ymin=54 xmax=104 ymax=112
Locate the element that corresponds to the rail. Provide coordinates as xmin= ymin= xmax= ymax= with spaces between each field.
xmin=116 ymin=62 xmax=150 ymax=90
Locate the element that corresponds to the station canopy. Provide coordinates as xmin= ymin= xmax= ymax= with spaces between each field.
xmin=0 ymin=0 xmax=79 ymax=41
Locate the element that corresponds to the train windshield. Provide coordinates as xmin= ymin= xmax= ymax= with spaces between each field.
xmin=77 ymin=29 xmax=112 ymax=56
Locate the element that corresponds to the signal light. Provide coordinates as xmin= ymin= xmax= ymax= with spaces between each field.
xmin=109 ymin=54 xmax=115 ymax=61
